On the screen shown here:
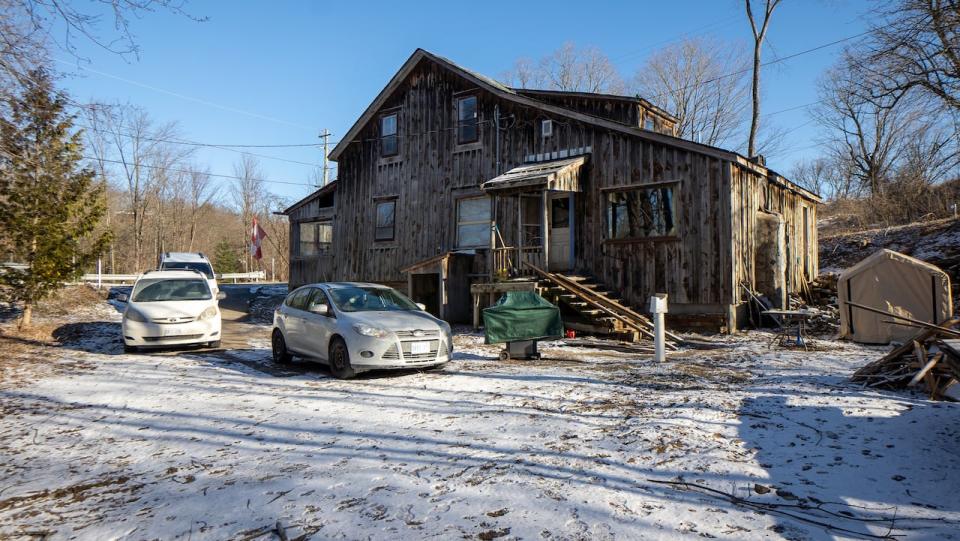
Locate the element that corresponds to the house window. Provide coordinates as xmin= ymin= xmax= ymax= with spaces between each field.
xmin=375 ymin=199 xmax=396 ymax=241
xmin=606 ymin=184 xmax=678 ymax=239
xmin=381 ymin=113 xmax=398 ymax=157
xmin=457 ymin=96 xmax=479 ymax=144
xmin=644 ymin=116 xmax=655 ymax=131
xmin=456 ymin=196 xmax=490 ymax=248
xmin=299 ymin=221 xmax=332 ymax=257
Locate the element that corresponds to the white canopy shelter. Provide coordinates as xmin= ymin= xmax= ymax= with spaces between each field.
xmin=839 ymin=249 xmax=953 ymax=344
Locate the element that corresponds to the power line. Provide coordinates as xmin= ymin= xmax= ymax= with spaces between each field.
xmin=76 ymin=122 xmax=323 ymax=167
xmin=611 ymin=14 xmax=743 ymax=63
xmin=56 ymin=58 xmax=315 ymax=130
xmin=642 ymin=31 xmax=871 ymax=104
xmin=81 ymin=155 xmax=315 ymax=187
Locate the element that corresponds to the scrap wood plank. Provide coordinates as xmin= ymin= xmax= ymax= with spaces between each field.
xmin=909 ymin=353 xmax=942 ymax=387
xmin=854 ymin=317 xmax=960 ymax=379
xmin=846 ymin=301 xmax=960 ymax=338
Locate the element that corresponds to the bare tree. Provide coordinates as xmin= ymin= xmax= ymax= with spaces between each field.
xmin=503 ymin=42 xmax=625 ymax=94
xmin=92 ymin=103 xmax=181 ymax=271
xmin=857 ymin=0 xmax=960 ymax=111
xmin=813 ymin=61 xmax=915 ymax=197
xmin=632 ymin=37 xmax=749 ymax=147
xmin=0 ymin=0 xmax=204 ymax=98
xmin=231 ymin=154 xmax=265 ymax=272
xmin=186 ymin=166 xmax=217 ymax=251
xmin=744 ymin=0 xmax=782 ymax=157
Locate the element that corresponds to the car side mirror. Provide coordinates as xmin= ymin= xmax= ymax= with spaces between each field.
xmin=416 ymin=303 xmax=426 ymax=311
xmin=117 ymin=294 xmax=129 ymax=303
xmin=309 ymin=302 xmax=330 ymax=316
xmin=216 ymin=291 xmax=227 ymax=300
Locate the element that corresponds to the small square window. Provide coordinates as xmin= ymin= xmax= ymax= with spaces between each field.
xmin=375 ymin=199 xmax=396 ymax=241
xmin=457 ymin=96 xmax=478 ymax=144
xmin=644 ymin=117 xmax=655 ymax=131
xmin=381 ymin=113 xmax=398 ymax=157
xmin=299 ymin=221 xmax=332 ymax=256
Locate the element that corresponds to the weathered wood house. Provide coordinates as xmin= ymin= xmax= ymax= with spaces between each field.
xmin=282 ymin=49 xmax=820 ymax=332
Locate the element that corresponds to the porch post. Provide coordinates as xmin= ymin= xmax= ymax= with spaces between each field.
xmin=489 ymin=195 xmax=496 ymax=281
xmin=542 ymin=190 xmax=550 ymax=271
xmin=568 ymin=192 xmax=575 ymax=270
xmin=516 ymin=193 xmax=522 ymax=270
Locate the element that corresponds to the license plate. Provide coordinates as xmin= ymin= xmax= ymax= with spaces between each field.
xmin=410 ymin=341 xmax=430 ymax=355
xmin=162 ymin=328 xmax=184 ymax=337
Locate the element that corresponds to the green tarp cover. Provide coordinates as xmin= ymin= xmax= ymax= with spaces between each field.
xmin=483 ymin=291 xmax=563 ymax=345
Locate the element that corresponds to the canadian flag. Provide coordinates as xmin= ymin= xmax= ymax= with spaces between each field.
xmin=250 ymin=217 xmax=268 ymax=260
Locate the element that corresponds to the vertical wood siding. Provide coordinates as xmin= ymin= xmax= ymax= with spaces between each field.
xmin=288 ymin=59 xmax=818 ymax=314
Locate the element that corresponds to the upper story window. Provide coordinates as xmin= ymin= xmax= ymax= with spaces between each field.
xmin=375 ymin=199 xmax=396 ymax=241
xmin=381 ymin=113 xmax=398 ymax=157
xmin=456 ymin=196 xmax=490 ymax=248
xmin=606 ymin=183 xmax=678 ymax=240
xmin=457 ymin=96 xmax=479 ymax=144
xmin=643 ymin=116 xmax=655 ymax=131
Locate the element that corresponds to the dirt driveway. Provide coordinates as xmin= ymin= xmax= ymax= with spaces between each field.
xmin=1 ymin=289 xmax=959 ymax=540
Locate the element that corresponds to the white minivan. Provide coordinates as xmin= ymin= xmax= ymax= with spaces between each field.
xmin=121 ymin=270 xmax=225 ymax=352
xmin=158 ymin=252 xmax=219 ymax=294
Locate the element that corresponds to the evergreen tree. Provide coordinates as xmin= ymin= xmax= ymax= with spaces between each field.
xmin=213 ymin=238 xmax=241 ymax=274
xmin=0 ymin=69 xmax=109 ymax=328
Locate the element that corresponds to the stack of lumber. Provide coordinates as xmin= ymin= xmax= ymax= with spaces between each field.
xmin=851 ymin=317 xmax=960 ymax=400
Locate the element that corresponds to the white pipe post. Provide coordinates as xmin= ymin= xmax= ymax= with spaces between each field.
xmin=649 ymin=294 xmax=668 ymax=362
xmin=96 ymin=258 xmax=102 ymax=290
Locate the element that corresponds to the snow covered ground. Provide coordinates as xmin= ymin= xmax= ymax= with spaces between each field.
xmin=1 ymin=295 xmax=959 ymax=540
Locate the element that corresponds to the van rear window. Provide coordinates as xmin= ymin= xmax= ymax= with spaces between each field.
xmin=161 ymin=261 xmax=214 ymax=279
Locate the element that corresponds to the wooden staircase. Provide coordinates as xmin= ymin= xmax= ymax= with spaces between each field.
xmin=524 ymin=263 xmax=681 ymax=348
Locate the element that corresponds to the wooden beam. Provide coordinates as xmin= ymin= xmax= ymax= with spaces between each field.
xmin=846 ymin=301 xmax=960 ymax=337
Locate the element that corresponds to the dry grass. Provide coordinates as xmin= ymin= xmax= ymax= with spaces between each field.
xmin=0 ymin=285 xmax=107 ymax=389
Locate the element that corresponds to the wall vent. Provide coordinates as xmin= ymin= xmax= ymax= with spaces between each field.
xmin=541 ymin=119 xmax=553 ymax=138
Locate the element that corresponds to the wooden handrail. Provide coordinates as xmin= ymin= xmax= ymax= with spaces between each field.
xmin=523 ymin=261 xmax=681 ymax=348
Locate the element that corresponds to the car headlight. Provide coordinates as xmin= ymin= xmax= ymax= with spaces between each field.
xmin=353 ymin=323 xmax=388 ymax=338
xmin=198 ymin=306 xmax=218 ymax=320
xmin=125 ymin=308 xmax=147 ymax=322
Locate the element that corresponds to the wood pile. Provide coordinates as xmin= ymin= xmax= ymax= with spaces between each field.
xmin=791 ymin=274 xmax=841 ymax=335
xmin=851 ymin=317 xmax=960 ymax=400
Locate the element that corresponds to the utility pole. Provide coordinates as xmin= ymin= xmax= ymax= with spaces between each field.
xmin=319 ymin=129 xmax=330 ymax=186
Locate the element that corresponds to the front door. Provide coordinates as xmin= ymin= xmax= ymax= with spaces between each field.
xmin=549 ymin=194 xmax=572 ymax=271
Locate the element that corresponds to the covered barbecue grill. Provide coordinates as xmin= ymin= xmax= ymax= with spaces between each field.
xmin=482 ymin=291 xmax=563 ymax=360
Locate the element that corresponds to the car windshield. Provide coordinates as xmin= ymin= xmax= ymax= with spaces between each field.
xmin=133 ymin=279 xmax=212 ymax=302
xmin=328 ymin=286 xmax=419 ymax=312
xmin=160 ymin=261 xmax=214 ymax=279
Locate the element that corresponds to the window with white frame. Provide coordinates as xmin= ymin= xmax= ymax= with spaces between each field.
xmin=456 ymin=196 xmax=490 ymax=248
xmin=299 ymin=221 xmax=333 ymax=256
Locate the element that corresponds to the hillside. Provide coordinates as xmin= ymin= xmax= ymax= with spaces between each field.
xmin=818 ymin=217 xmax=960 ymax=312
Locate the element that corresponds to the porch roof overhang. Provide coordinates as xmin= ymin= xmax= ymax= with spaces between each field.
xmin=481 ymin=156 xmax=586 ymax=194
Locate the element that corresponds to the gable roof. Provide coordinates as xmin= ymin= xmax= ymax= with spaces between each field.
xmin=513 ymin=88 xmax=679 ymax=123
xmin=328 ymin=48 xmax=820 ymax=203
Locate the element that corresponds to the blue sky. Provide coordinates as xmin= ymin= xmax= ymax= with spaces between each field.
xmin=55 ymin=0 xmax=872 ymax=204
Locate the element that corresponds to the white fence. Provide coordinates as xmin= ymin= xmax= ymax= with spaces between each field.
xmin=79 ymin=270 xmax=267 ymax=285
xmin=219 ymin=271 xmax=266 ymax=283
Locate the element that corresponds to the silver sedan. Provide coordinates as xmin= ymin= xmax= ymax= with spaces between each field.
xmin=271 ymin=282 xmax=453 ymax=379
